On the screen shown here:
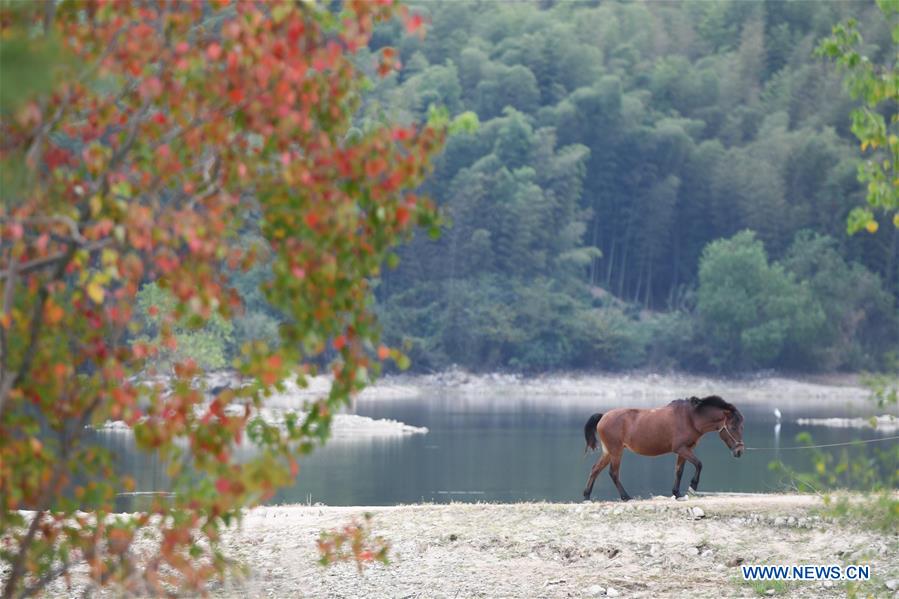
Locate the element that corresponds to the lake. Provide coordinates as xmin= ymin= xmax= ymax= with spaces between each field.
xmin=97 ymin=379 xmax=896 ymax=508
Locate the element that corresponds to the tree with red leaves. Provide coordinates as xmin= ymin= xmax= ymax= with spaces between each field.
xmin=0 ymin=1 xmax=443 ymax=596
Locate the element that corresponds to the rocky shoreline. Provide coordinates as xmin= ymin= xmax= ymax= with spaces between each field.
xmin=92 ymin=412 xmax=428 ymax=439
xmin=209 ymin=494 xmax=898 ymax=599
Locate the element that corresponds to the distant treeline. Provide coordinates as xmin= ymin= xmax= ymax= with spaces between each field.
xmin=369 ymin=0 xmax=898 ymax=373
xmin=134 ymin=0 xmax=898 ymax=374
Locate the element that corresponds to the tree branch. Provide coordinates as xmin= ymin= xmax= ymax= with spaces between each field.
xmin=0 ymin=248 xmax=17 ymax=387
xmin=0 ymin=238 xmax=81 ymax=420
xmin=2 ymin=394 xmax=103 ymax=599
xmin=0 ymin=239 xmax=109 ymax=283
xmin=1 ymin=216 xmax=88 ymax=245
xmin=0 ymin=509 xmax=48 ymax=599
xmin=18 ymin=558 xmax=69 ymax=599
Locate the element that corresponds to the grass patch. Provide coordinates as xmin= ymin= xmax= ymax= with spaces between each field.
xmin=823 ymin=491 xmax=899 ymax=533
xmin=737 ymin=578 xmax=794 ymax=596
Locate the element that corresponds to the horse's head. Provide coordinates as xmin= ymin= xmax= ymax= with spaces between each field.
xmin=690 ymin=396 xmax=744 ymax=458
xmin=718 ymin=408 xmax=744 ymax=458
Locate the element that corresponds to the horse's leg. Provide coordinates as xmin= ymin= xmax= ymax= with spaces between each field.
xmin=583 ymin=453 xmax=611 ymax=500
xmin=672 ymin=455 xmax=686 ymax=498
xmin=608 ymin=453 xmax=631 ymax=501
xmin=675 ymin=446 xmax=702 ymax=493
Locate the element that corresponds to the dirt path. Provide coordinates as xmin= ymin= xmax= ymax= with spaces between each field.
xmin=213 ymin=494 xmax=897 ymax=598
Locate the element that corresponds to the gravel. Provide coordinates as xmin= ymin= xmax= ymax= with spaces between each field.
xmin=207 ymin=494 xmax=896 ymax=598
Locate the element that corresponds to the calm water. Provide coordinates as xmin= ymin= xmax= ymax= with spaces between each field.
xmin=97 ymin=390 xmax=894 ymax=507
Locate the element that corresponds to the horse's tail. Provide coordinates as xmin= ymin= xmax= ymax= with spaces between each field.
xmin=583 ymin=412 xmax=603 ymax=454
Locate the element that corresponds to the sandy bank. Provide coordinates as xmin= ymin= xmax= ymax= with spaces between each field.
xmin=796 ymin=415 xmax=899 ymax=433
xmin=147 ymin=370 xmax=892 ymax=417
xmin=93 ymin=412 xmax=428 ymax=439
xmin=212 ymin=494 xmax=898 ymax=599
xmin=398 ymin=370 xmax=879 ymax=409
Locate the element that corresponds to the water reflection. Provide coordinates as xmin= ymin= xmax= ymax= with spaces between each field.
xmin=94 ymin=391 xmax=896 ymax=509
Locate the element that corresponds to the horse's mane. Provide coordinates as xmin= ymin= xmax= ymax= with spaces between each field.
xmin=671 ymin=395 xmax=743 ymax=423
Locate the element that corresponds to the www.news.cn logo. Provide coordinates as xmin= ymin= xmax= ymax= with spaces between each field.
xmin=742 ymin=564 xmax=870 ymax=581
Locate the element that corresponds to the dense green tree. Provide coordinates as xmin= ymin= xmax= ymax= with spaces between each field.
xmin=697 ymin=232 xmax=826 ymax=370
xmin=782 ymin=232 xmax=897 ymax=369
xmin=133 ymin=283 xmax=234 ymax=372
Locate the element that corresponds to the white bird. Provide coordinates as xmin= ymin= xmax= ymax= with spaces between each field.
xmin=773 ymin=408 xmax=782 ymax=421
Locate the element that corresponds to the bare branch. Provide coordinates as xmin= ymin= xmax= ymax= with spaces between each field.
xmin=41 ymin=0 xmax=56 ymax=36
xmin=0 ymin=215 xmax=87 ymax=245
xmin=0 ymin=248 xmax=17 ymax=386
xmin=19 ymin=560 xmax=70 ymax=599
xmin=0 ymin=239 xmax=109 ymax=282
xmin=0 ymin=509 xmax=47 ymax=599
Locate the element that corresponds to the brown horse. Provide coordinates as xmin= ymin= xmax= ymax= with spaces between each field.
xmin=582 ymin=396 xmax=744 ymax=501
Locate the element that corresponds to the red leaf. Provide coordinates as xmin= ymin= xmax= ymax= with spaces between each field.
xmin=215 ymin=478 xmax=230 ymax=494
xmin=405 ymin=14 xmax=424 ymax=34
xmin=206 ymin=43 xmax=222 ymax=61
xmin=391 ymin=127 xmax=412 ymax=142
xmin=365 ymin=159 xmax=385 ymax=178
xmin=139 ymin=76 xmax=163 ymax=100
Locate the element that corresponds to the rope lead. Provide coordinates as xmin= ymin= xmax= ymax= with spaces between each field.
xmin=745 ymin=434 xmax=899 ymax=451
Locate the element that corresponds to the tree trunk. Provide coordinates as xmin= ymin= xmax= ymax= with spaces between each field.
xmin=605 ymin=238 xmax=616 ymax=288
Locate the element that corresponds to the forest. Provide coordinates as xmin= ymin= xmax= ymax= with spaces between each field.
xmin=132 ymin=0 xmax=899 ymax=375
xmin=368 ymin=0 xmax=899 ymax=373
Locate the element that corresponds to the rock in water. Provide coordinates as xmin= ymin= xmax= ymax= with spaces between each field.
xmin=886 ymin=579 xmax=899 ymax=591
xmin=587 ymin=584 xmax=605 ymax=597
xmin=606 ymin=587 xmax=619 ymax=597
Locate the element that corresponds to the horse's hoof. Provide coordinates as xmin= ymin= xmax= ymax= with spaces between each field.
xmin=621 ymin=496 xmax=632 ymax=502
xmin=675 ymin=495 xmax=688 ymax=502
xmin=687 ymin=486 xmax=697 ymax=495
